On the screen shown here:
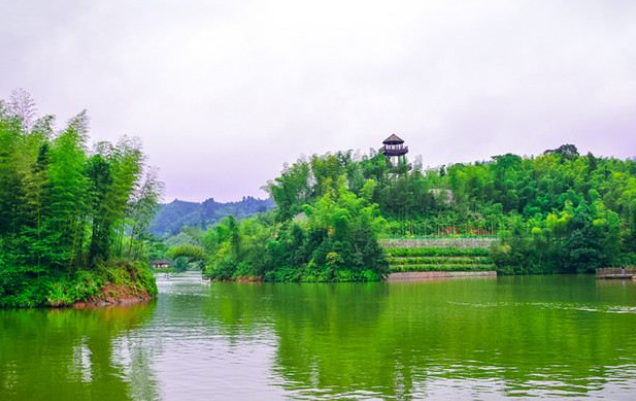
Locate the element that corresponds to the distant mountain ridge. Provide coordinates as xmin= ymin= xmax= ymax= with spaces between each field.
xmin=150 ymin=196 xmax=274 ymax=236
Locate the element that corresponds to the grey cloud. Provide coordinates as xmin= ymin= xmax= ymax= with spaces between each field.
xmin=1 ymin=0 xmax=635 ymax=201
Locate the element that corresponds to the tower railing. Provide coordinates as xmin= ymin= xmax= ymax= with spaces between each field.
xmin=383 ymin=146 xmax=409 ymax=156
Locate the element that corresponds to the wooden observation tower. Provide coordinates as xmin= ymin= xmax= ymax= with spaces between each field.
xmin=380 ymin=134 xmax=409 ymax=169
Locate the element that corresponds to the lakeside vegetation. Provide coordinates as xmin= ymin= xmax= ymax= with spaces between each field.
xmin=3 ymin=91 xmax=635 ymax=291
xmin=204 ymin=177 xmax=389 ymax=282
xmin=0 ymin=91 xmax=161 ymax=307
xmin=161 ymin=143 xmax=636 ymax=281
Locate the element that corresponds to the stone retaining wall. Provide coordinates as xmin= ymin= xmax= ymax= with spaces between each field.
xmin=387 ymin=271 xmax=497 ymax=282
xmin=380 ymin=237 xmax=497 ymax=249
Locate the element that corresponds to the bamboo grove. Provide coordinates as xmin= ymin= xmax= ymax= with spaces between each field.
xmin=0 ymin=90 xmax=161 ymax=306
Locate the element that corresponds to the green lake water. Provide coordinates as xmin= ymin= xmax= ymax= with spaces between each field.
xmin=1 ymin=274 xmax=636 ymax=400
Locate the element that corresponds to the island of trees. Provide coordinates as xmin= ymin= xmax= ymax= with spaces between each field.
xmin=162 ymin=142 xmax=636 ymax=282
xmin=0 ymin=91 xmax=161 ymax=307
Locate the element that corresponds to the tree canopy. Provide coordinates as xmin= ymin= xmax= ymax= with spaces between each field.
xmin=0 ymin=91 xmax=162 ymax=306
xmin=181 ymin=144 xmax=636 ymax=279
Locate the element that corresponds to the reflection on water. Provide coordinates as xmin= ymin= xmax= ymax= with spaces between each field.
xmin=0 ymin=303 xmax=158 ymax=400
xmin=1 ymin=273 xmax=636 ymax=400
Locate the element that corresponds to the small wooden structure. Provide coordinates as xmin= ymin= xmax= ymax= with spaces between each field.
xmin=151 ymin=259 xmax=171 ymax=269
xmin=596 ymin=267 xmax=636 ymax=279
xmin=380 ymin=134 xmax=409 ymax=168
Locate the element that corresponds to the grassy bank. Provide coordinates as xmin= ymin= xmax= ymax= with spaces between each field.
xmin=0 ymin=261 xmax=157 ymax=308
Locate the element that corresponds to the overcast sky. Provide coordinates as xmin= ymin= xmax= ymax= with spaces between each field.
xmin=1 ymin=1 xmax=635 ymax=202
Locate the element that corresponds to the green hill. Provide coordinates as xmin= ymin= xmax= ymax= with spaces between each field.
xmin=150 ymin=197 xmax=274 ymax=236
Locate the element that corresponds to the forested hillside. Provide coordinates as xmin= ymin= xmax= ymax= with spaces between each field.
xmin=150 ymin=197 xmax=273 ymax=236
xmin=166 ymin=143 xmax=636 ymax=281
xmin=269 ymin=145 xmax=636 ymax=273
xmin=0 ymin=90 xmax=160 ymax=307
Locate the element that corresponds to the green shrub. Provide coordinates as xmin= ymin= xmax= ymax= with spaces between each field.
xmin=206 ymin=258 xmax=237 ymax=281
xmin=264 ymin=267 xmax=302 ymax=282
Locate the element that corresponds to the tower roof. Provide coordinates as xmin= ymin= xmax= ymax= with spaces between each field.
xmin=383 ymin=134 xmax=404 ymax=144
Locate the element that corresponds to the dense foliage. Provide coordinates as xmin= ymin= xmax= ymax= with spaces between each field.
xmin=0 ymin=90 xmax=161 ymax=306
xmin=201 ymin=177 xmax=388 ymax=282
xmin=274 ymin=145 xmax=636 ymax=273
xmin=166 ymin=143 xmax=636 ymax=278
